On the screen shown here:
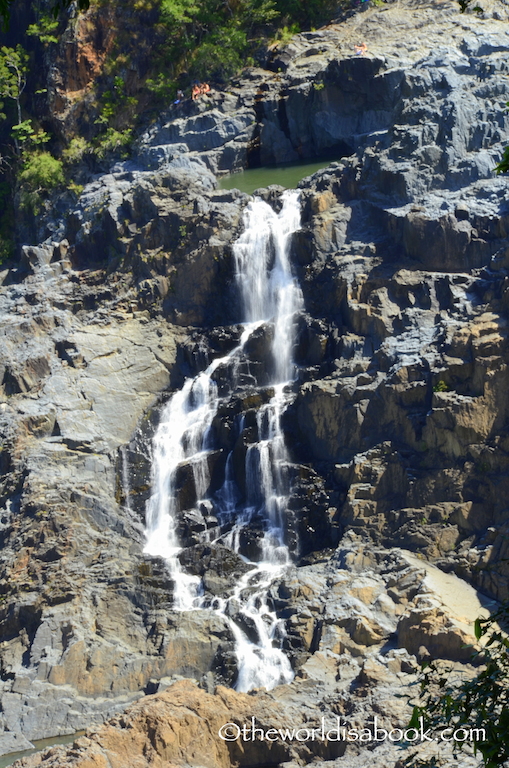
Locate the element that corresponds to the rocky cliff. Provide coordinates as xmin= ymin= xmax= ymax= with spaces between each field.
xmin=1 ymin=0 xmax=509 ymax=765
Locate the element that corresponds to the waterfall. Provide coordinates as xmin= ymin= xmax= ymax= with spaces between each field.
xmin=143 ymin=189 xmax=302 ymax=691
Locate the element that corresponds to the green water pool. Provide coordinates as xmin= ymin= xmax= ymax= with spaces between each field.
xmin=219 ymin=158 xmax=337 ymax=195
xmin=0 ymin=732 xmax=84 ymax=768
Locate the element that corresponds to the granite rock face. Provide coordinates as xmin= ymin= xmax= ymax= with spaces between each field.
xmin=0 ymin=162 xmax=253 ymax=750
xmin=1 ymin=0 xmax=509 ymax=764
xmin=11 ymin=546 xmax=488 ymax=768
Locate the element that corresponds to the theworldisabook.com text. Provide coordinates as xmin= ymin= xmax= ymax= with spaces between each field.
xmin=218 ymin=717 xmax=486 ymax=744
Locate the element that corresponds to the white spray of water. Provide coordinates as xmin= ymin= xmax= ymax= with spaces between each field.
xmin=143 ymin=190 xmax=302 ymax=690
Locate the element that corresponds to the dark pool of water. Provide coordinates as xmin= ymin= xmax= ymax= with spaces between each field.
xmin=0 ymin=732 xmax=84 ymax=768
xmin=219 ymin=159 xmax=338 ymax=195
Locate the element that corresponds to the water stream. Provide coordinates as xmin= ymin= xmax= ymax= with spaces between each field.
xmin=143 ymin=190 xmax=303 ymax=691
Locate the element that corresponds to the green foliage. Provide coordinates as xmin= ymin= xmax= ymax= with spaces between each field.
xmin=457 ymin=0 xmax=483 ymax=12
xmin=152 ymin=0 xmax=340 ymax=85
xmin=68 ymin=181 xmax=84 ymax=197
xmin=94 ymin=127 xmax=133 ymax=160
xmin=0 ymin=45 xmax=28 ymax=100
xmin=190 ymin=25 xmax=248 ymax=81
xmin=0 ymin=39 xmax=62 ymax=259
xmin=160 ymin=0 xmax=199 ymax=26
xmin=495 ymin=145 xmax=509 ymax=175
xmin=494 ymin=103 xmax=509 ymax=174
xmin=27 ymin=14 xmax=59 ymax=45
xmin=19 ymin=151 xmax=64 ymax=190
xmin=62 ymin=136 xmax=89 ymax=165
xmin=0 ymin=45 xmax=29 ymax=141
xmin=18 ymin=152 xmax=64 ymax=213
xmin=245 ymin=0 xmax=279 ymax=25
xmin=406 ymin=602 xmax=509 ymax=768
xmin=95 ymin=75 xmax=138 ymax=127
xmin=0 ymin=0 xmax=335 ymax=32
xmin=272 ymin=22 xmax=300 ymax=44
xmin=0 ymin=45 xmax=41 ymax=161
xmin=433 ymin=380 xmax=449 ymax=392
xmin=11 ymin=119 xmax=50 ymax=148
xmin=0 ymin=43 xmax=64 ymax=228
xmin=155 ymin=0 xmax=251 ymax=83
xmin=145 ymin=73 xmax=177 ymax=101
xmin=91 ymin=73 xmax=137 ymax=162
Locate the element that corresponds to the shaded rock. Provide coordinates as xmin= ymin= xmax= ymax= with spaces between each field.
xmin=178 ymin=544 xmax=254 ymax=596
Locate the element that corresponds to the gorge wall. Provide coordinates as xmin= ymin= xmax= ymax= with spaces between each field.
xmin=1 ymin=0 xmax=509 ymax=765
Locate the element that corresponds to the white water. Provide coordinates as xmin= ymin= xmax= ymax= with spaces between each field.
xmin=143 ymin=190 xmax=302 ymax=690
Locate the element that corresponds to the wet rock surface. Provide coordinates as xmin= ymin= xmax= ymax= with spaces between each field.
xmin=1 ymin=0 xmax=509 ymax=764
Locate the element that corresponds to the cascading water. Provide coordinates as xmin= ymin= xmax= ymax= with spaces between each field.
xmin=143 ymin=189 xmax=303 ymax=691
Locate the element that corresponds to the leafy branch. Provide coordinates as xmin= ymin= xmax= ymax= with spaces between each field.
xmin=27 ymin=14 xmax=59 ymax=45
xmin=406 ymin=602 xmax=509 ymax=768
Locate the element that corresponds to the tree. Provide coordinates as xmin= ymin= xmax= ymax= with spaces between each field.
xmin=0 ymin=44 xmax=28 ymax=152
xmin=406 ymin=602 xmax=509 ymax=768
xmin=0 ymin=45 xmax=53 ymax=156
